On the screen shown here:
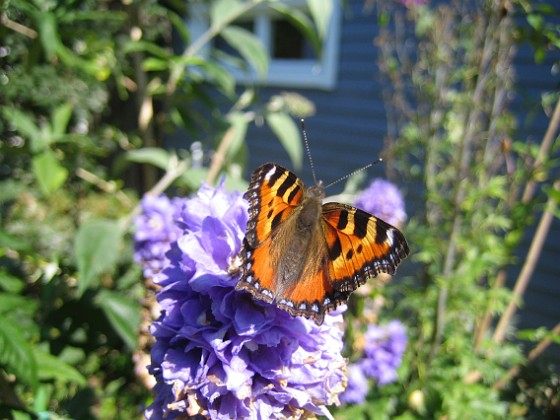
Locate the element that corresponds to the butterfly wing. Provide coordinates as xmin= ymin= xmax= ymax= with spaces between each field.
xmin=273 ymin=255 xmax=352 ymax=326
xmin=236 ymin=163 xmax=306 ymax=302
xmin=321 ymin=202 xmax=409 ymax=293
xmin=243 ymin=163 xmax=305 ymax=248
xmin=272 ymin=203 xmax=409 ymax=325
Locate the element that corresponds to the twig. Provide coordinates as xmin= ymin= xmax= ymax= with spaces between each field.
xmin=492 ymin=181 xmax=559 ymax=344
xmin=521 ymin=98 xmax=560 ymax=203
xmin=493 ymin=322 xmax=560 ymax=390
xmin=1 ymin=13 xmax=38 ymax=38
xmin=206 ymin=125 xmax=237 ymax=185
xmin=76 ymin=168 xmax=133 ymax=207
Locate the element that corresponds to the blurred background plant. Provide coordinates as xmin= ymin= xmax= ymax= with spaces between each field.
xmin=0 ymin=0 xmax=320 ymax=417
xmin=1 ymin=0 xmax=559 ymax=418
xmin=333 ymin=0 xmax=560 ymax=418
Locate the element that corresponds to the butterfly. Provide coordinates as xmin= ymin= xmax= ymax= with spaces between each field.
xmin=235 ymin=162 xmax=409 ymax=325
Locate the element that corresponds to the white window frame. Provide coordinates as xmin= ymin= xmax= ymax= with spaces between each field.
xmin=188 ymin=1 xmax=341 ymax=90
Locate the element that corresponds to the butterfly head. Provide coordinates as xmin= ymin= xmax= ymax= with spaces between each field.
xmin=307 ymin=181 xmax=325 ymax=200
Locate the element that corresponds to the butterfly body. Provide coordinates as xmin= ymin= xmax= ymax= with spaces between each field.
xmin=236 ymin=163 xmax=409 ymax=325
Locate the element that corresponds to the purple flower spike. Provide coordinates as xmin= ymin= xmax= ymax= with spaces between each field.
xmin=139 ymin=181 xmax=347 ymax=419
xmin=354 ymin=179 xmax=407 ymax=227
xmin=134 ymin=195 xmax=185 ymax=278
xmin=339 ymin=364 xmax=369 ymax=404
xmin=360 ymin=320 xmax=407 ymax=385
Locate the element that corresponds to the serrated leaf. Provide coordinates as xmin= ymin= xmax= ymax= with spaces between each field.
xmin=221 ymin=26 xmax=268 ymax=78
xmin=126 ymin=148 xmax=171 ymax=170
xmin=75 ymin=219 xmax=123 ymax=295
xmin=0 ymin=319 xmax=38 ymax=387
xmin=95 ymin=290 xmax=141 ymax=350
xmin=32 ymin=150 xmax=68 ymax=195
xmin=210 ymin=0 xmax=244 ymax=29
xmin=33 ymin=349 xmax=87 ymax=386
xmin=266 ymin=112 xmax=303 ymax=170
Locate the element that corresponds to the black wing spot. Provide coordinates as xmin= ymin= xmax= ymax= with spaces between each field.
xmin=346 ymin=249 xmax=354 ymax=260
xmin=353 ymin=211 xmax=369 ymax=239
xmin=375 ymin=219 xmax=389 ymax=244
xmin=267 ymin=209 xmax=274 ymax=219
xmin=356 ymin=244 xmax=363 ymax=254
xmin=336 ymin=210 xmax=349 ymax=230
xmin=277 ymin=175 xmax=297 ymax=198
xmin=329 ymin=236 xmax=343 ymax=261
xmin=271 ymin=210 xmax=284 ymax=231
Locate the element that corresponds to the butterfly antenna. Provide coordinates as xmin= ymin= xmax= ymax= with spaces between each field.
xmin=324 ymin=158 xmax=383 ymax=190
xmin=301 ymin=119 xmax=318 ymax=185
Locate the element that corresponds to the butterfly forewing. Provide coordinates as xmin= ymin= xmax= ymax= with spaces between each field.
xmin=244 ymin=163 xmax=305 ymax=247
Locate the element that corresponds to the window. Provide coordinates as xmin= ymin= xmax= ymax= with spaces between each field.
xmin=189 ymin=1 xmax=341 ymax=90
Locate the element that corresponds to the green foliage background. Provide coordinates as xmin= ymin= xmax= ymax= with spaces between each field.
xmin=0 ymin=0 xmax=559 ymax=418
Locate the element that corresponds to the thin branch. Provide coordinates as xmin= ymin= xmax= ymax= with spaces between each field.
xmin=493 ymin=322 xmax=560 ymax=390
xmin=206 ymin=125 xmax=237 ymax=186
xmin=1 ymin=13 xmax=38 ymax=38
xmin=521 ymin=98 xmax=560 ymax=203
xmin=76 ymin=168 xmax=133 ymax=207
xmin=492 ymin=181 xmax=559 ymax=344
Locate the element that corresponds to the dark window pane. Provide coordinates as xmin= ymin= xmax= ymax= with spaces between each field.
xmin=271 ymin=19 xmax=315 ymax=60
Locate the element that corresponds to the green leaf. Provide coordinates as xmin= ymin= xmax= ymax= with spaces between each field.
xmin=0 ymin=228 xmax=30 ymax=252
xmin=270 ymin=5 xmax=322 ymax=57
xmin=75 ymin=219 xmax=123 ymax=295
xmin=126 ymin=148 xmax=171 ymax=170
xmin=95 ymin=290 xmax=141 ymax=350
xmin=221 ymin=26 xmax=268 ymax=78
xmin=225 ymin=112 xmax=249 ymax=161
xmin=0 ymin=293 xmax=35 ymax=314
xmin=33 ymin=349 xmax=87 ymax=386
xmin=199 ymin=60 xmax=236 ymax=97
xmin=0 ymin=319 xmax=38 ymax=387
xmin=0 ymin=272 xmax=25 ymax=293
xmin=266 ymin=112 xmax=303 ymax=170
xmin=527 ymin=14 xmax=544 ymax=31
xmin=1 ymin=107 xmax=42 ymax=151
xmin=210 ymin=0 xmax=244 ymax=29
xmin=307 ymin=0 xmax=333 ymax=41
xmin=36 ymin=11 xmax=61 ymax=60
xmin=51 ymin=103 xmax=73 ymax=137
xmin=32 ymin=149 xmax=69 ymax=195
xmin=143 ymin=57 xmax=170 ymax=72
xmin=181 ymin=167 xmax=210 ymax=190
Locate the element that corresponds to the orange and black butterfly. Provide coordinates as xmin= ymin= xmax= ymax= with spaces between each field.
xmin=235 ymin=162 xmax=409 ymax=325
